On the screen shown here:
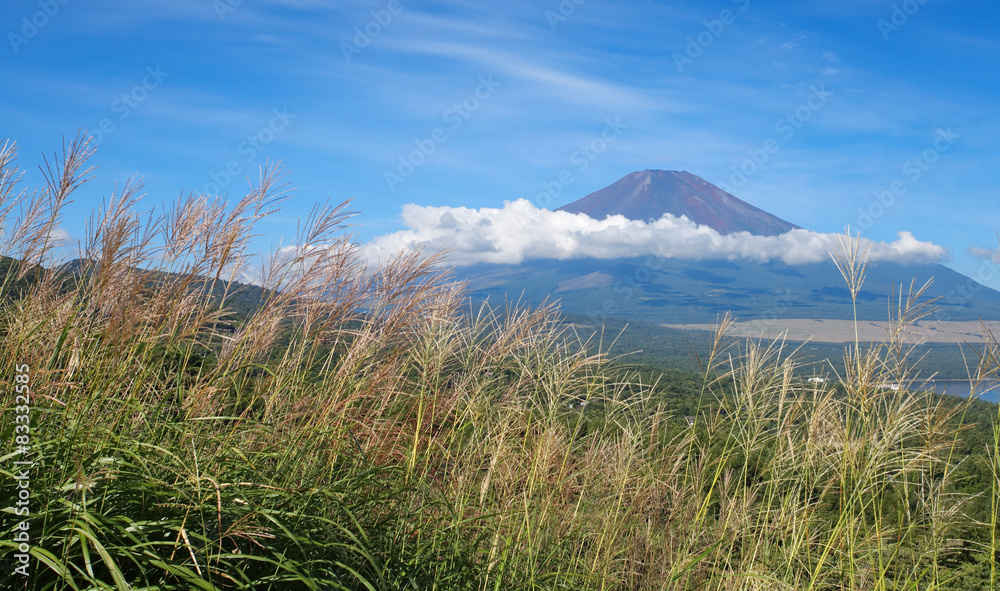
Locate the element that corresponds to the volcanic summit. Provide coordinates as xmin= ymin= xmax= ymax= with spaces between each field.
xmin=556 ymin=170 xmax=800 ymax=236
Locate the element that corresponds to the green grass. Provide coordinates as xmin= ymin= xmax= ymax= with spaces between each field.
xmin=1 ymin=136 xmax=999 ymax=589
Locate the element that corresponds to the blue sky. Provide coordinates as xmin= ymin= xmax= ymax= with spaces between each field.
xmin=3 ymin=0 xmax=1000 ymax=287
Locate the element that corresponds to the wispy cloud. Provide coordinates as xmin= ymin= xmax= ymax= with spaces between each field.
xmin=970 ymin=246 xmax=1000 ymax=263
xmin=381 ymin=39 xmax=654 ymax=110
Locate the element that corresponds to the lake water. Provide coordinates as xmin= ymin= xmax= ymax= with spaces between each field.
xmin=913 ymin=379 xmax=1000 ymax=403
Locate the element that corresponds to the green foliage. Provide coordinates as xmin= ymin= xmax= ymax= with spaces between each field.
xmin=2 ymin=137 xmax=1000 ymax=590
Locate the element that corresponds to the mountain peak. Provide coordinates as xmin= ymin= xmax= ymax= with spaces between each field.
xmin=556 ymin=170 xmax=799 ymax=236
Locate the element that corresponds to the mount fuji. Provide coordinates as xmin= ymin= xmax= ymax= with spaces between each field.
xmin=449 ymin=171 xmax=1000 ymax=329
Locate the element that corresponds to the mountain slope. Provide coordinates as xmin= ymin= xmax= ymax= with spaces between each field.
xmin=556 ymin=170 xmax=799 ymax=236
xmin=455 ymin=170 xmax=1000 ymax=330
xmin=453 ymin=256 xmax=1000 ymax=325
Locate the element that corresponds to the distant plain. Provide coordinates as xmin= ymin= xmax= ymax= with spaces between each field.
xmin=661 ymin=318 xmax=1000 ymax=343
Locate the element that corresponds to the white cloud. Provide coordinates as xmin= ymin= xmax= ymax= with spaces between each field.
xmin=969 ymin=246 xmax=1000 ymax=263
xmin=48 ymin=225 xmax=72 ymax=247
xmin=364 ymin=200 xmax=948 ymax=267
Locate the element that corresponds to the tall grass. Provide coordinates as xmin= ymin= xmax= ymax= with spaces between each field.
xmin=0 ymin=136 xmax=993 ymax=589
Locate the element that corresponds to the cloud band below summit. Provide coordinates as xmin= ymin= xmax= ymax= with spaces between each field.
xmin=364 ymin=199 xmax=948 ymax=266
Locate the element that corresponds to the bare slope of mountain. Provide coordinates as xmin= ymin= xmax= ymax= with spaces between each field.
xmin=556 ymin=170 xmax=800 ymax=236
xmin=453 ymin=256 xmax=1000 ymax=325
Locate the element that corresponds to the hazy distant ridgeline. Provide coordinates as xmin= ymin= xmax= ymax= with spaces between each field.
xmin=455 ymin=256 xmax=1000 ymax=324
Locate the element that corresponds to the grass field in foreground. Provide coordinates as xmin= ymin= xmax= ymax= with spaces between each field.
xmin=3 ymin=136 xmax=1000 ymax=590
